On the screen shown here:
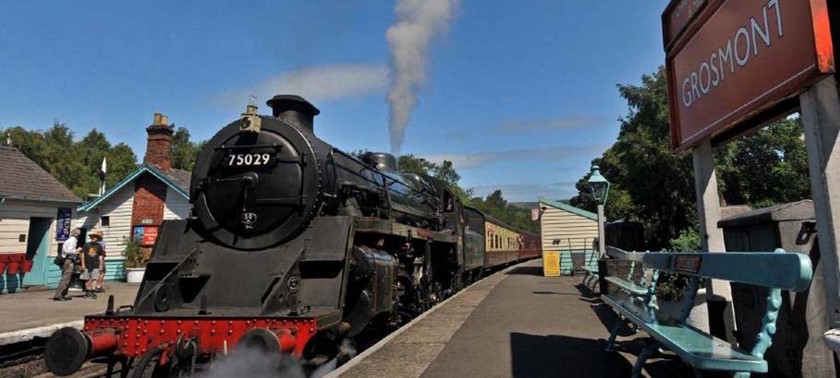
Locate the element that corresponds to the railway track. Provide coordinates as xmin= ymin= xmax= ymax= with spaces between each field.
xmin=0 ymin=337 xmax=112 ymax=378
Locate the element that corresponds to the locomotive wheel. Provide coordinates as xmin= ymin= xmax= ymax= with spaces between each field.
xmin=130 ymin=347 xmax=171 ymax=378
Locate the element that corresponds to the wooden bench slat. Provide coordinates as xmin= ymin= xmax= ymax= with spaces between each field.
xmin=641 ymin=252 xmax=812 ymax=292
xmin=602 ymin=295 xmax=768 ymax=373
xmin=603 ymin=276 xmax=647 ymax=296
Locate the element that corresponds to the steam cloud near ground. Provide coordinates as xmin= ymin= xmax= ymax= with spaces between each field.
xmin=199 ymin=339 xmax=356 ymax=378
xmin=386 ymin=0 xmax=461 ymax=155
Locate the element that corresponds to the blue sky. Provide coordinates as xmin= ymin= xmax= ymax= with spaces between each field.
xmin=0 ymin=1 xmax=667 ymax=202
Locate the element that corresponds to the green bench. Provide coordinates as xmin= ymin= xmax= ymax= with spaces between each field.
xmin=580 ymin=245 xmax=627 ymax=290
xmin=582 ymin=265 xmax=600 ymax=288
xmin=601 ymin=249 xmax=813 ymax=378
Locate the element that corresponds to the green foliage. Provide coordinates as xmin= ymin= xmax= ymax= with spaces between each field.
xmin=468 ymin=190 xmax=540 ymax=233
xmin=569 ymin=68 xmax=696 ymax=249
xmin=655 ymin=230 xmax=704 ymax=301
xmin=656 ymin=269 xmax=691 ymax=302
xmin=668 ymin=229 xmax=701 ymax=252
xmin=2 ymin=122 xmax=139 ymax=198
xmin=716 ymin=118 xmax=810 ymax=207
xmin=123 ymin=237 xmax=147 ymax=268
xmin=170 ymin=126 xmax=203 ymax=171
xmin=569 ymin=67 xmax=811 ymax=250
xmin=397 ymin=154 xmax=475 ymax=203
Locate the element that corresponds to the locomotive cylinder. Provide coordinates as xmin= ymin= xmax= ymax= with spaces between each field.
xmin=346 ymin=246 xmax=398 ymax=335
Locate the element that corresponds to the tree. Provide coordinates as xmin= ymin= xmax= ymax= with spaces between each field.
xmin=717 ymin=118 xmax=810 ymax=207
xmin=468 ymin=190 xmax=539 ymax=233
xmin=569 ymin=68 xmax=813 ymax=250
xmin=107 ymin=144 xmax=139 ymax=188
xmin=398 ymin=154 xmax=474 ymax=202
xmin=170 ymin=126 xmax=202 ymax=171
xmin=1 ymin=122 xmax=138 ymax=198
xmin=570 ymin=68 xmax=696 ymax=249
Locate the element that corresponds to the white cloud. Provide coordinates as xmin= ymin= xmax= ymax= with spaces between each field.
xmin=423 ymin=145 xmax=606 ymax=169
xmin=221 ymin=64 xmax=389 ymax=105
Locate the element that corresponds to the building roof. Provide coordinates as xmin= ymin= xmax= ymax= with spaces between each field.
xmin=538 ymin=196 xmax=597 ymax=221
xmin=78 ymin=163 xmax=190 ymax=212
xmin=0 ymin=146 xmax=82 ymax=204
xmin=164 ymin=168 xmax=191 ymax=192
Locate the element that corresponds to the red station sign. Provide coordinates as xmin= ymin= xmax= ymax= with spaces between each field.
xmin=663 ymin=0 xmax=834 ymax=150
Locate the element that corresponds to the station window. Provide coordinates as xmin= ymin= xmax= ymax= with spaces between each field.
xmin=101 ymin=216 xmax=110 ymax=227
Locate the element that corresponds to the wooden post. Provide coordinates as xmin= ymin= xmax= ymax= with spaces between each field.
xmin=692 ymin=138 xmax=735 ymax=340
xmin=799 ymin=75 xmax=840 ymax=329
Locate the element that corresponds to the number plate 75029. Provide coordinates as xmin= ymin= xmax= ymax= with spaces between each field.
xmin=226 ymin=152 xmax=273 ymax=167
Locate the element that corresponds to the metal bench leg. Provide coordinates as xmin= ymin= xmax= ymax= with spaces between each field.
xmin=732 ymin=372 xmax=750 ymax=378
xmin=605 ymin=319 xmax=625 ymax=352
xmin=631 ymin=341 xmax=657 ymax=378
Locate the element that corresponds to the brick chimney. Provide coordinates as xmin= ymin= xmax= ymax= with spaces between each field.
xmin=144 ymin=113 xmax=174 ymax=171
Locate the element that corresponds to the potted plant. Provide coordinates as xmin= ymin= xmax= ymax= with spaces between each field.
xmin=123 ymin=237 xmax=147 ymax=284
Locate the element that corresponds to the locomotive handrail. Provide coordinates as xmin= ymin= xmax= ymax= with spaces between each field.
xmin=215 ymin=143 xmax=283 ymax=150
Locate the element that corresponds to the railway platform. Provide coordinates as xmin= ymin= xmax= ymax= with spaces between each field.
xmin=0 ymin=283 xmax=139 ymax=344
xmin=330 ymin=259 xmax=691 ymax=378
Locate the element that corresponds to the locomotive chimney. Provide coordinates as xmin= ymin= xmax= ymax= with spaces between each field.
xmin=145 ymin=113 xmax=174 ymax=171
xmin=266 ymin=95 xmax=320 ymax=133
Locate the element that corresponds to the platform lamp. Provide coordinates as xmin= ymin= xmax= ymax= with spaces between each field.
xmin=588 ymin=165 xmax=610 ymax=257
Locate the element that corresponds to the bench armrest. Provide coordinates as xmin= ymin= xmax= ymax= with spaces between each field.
xmin=750 ymin=286 xmax=782 ymax=358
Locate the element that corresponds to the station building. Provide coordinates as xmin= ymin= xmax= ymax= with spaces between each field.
xmin=71 ymin=114 xmax=191 ymax=284
xmin=537 ymin=197 xmax=599 ymax=275
xmin=0 ymin=145 xmax=82 ymax=292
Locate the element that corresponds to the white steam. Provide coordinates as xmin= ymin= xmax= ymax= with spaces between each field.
xmin=386 ymin=0 xmax=460 ymax=155
xmin=199 ymin=346 xmax=305 ymax=378
xmin=198 ymin=339 xmax=357 ymax=378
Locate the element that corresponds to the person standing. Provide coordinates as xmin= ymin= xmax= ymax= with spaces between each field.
xmin=53 ymin=228 xmax=81 ymax=301
xmin=80 ymin=230 xmax=105 ymax=299
xmin=95 ymin=237 xmax=107 ymax=293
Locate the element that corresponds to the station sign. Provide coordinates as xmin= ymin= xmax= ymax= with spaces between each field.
xmin=663 ymin=0 xmax=834 ymax=150
xmin=55 ymin=207 xmax=72 ymax=241
xmin=134 ymin=225 xmax=159 ymax=247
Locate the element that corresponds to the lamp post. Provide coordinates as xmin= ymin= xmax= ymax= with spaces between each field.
xmin=588 ymin=165 xmax=610 ymax=257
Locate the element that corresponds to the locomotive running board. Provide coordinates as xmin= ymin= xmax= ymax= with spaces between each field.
xmin=353 ymin=217 xmax=458 ymax=243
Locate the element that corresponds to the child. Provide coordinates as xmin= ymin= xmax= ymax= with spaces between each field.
xmin=80 ymin=230 xmax=105 ymax=299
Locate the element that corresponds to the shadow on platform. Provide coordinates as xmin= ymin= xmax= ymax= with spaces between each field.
xmin=509 ymin=332 xmax=633 ymax=377
xmin=574 ymin=281 xmax=600 ymax=299
xmin=509 ymin=332 xmax=691 ymax=377
xmin=505 ymin=266 xmax=544 ymax=276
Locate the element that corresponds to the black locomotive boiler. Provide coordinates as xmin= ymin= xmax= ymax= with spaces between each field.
xmin=44 ymin=95 xmax=535 ymax=377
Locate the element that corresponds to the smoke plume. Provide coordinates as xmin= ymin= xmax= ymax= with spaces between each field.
xmin=386 ymin=0 xmax=460 ymax=155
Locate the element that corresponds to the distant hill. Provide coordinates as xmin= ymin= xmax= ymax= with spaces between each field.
xmin=508 ymin=202 xmax=538 ymax=210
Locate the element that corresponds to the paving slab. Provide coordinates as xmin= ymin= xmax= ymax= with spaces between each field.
xmin=0 ymin=283 xmax=139 ymax=338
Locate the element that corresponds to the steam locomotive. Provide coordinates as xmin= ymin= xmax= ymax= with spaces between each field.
xmin=44 ymin=95 xmax=540 ymax=377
